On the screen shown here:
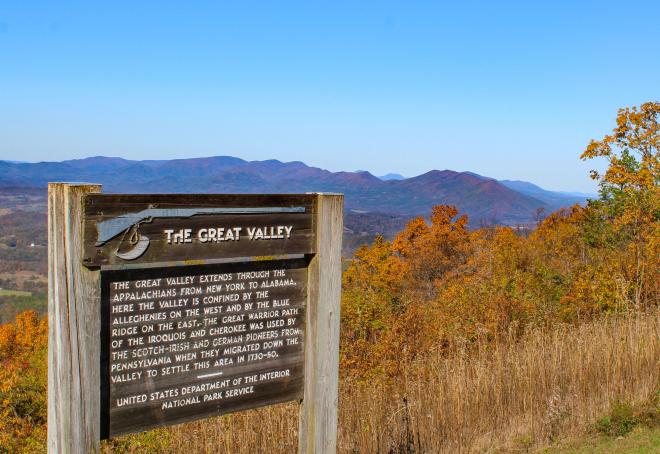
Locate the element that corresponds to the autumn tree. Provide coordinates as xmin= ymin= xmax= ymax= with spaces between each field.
xmin=581 ymin=101 xmax=659 ymax=307
xmin=582 ymin=102 xmax=659 ymax=194
xmin=340 ymin=236 xmax=404 ymax=375
xmin=393 ymin=205 xmax=472 ymax=299
xmin=0 ymin=311 xmax=48 ymax=452
xmin=341 ymin=102 xmax=660 ymax=382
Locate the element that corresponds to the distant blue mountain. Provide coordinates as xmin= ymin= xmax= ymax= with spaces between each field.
xmin=378 ymin=173 xmax=406 ymax=181
xmin=498 ymin=180 xmax=592 ymax=208
xmin=0 ymin=156 xmax=588 ymax=226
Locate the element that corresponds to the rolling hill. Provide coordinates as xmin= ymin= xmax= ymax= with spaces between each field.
xmin=0 ymin=156 xmax=588 ymax=227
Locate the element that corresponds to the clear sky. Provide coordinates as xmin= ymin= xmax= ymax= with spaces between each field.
xmin=1 ymin=1 xmax=658 ymax=192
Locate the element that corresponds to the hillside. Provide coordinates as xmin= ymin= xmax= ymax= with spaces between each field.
xmin=500 ymin=179 xmax=591 ymax=208
xmin=0 ymin=156 xmax=586 ymax=226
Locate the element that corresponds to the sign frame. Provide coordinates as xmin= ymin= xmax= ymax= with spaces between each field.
xmin=47 ymin=183 xmax=343 ymax=454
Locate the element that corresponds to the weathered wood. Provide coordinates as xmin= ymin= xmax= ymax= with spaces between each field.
xmin=100 ymin=259 xmax=308 ymax=437
xmin=48 ymin=183 xmax=102 ymax=454
xmin=299 ymin=193 xmax=343 ymax=454
xmin=83 ymin=194 xmax=315 ymax=266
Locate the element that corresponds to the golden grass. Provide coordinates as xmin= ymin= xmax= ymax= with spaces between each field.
xmin=107 ymin=311 xmax=660 ymax=453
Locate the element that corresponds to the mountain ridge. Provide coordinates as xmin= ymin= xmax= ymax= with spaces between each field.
xmin=0 ymin=156 xmax=589 ymax=226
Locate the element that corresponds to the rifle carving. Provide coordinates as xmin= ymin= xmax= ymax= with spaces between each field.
xmin=95 ymin=206 xmax=305 ymax=260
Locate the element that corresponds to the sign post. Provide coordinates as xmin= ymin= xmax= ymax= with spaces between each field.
xmin=299 ymin=193 xmax=343 ymax=454
xmin=48 ymin=183 xmax=102 ymax=454
xmin=47 ymin=183 xmax=342 ymax=454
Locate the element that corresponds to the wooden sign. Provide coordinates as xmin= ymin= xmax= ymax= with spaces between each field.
xmin=47 ymin=185 xmax=342 ymax=454
xmin=83 ymin=194 xmax=315 ymax=266
xmin=101 ymin=259 xmax=307 ymax=437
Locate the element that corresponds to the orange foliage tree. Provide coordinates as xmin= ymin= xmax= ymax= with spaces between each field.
xmin=0 ymin=311 xmax=48 ymax=452
xmin=341 ymin=101 xmax=659 ymax=379
xmin=581 ymin=101 xmax=659 ymax=308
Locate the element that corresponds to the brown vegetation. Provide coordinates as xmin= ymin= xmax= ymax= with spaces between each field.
xmin=337 ymin=313 xmax=659 ymax=453
xmin=98 ymin=311 xmax=658 ymax=454
xmin=0 ymin=309 xmax=656 ymax=453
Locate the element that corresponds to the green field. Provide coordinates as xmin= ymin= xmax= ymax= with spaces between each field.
xmin=0 ymin=288 xmax=32 ymax=297
xmin=541 ymin=426 xmax=660 ymax=454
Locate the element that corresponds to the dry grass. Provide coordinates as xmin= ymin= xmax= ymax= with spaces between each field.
xmin=107 ymin=311 xmax=660 ymax=453
xmin=338 ymin=312 xmax=660 ymax=453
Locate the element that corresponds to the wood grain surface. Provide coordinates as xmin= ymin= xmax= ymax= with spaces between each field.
xmin=83 ymin=194 xmax=316 ymax=267
xmin=100 ymin=259 xmax=308 ymax=438
xmin=48 ymin=183 xmax=102 ymax=454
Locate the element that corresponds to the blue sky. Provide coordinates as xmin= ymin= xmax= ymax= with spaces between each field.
xmin=1 ymin=1 xmax=658 ymax=192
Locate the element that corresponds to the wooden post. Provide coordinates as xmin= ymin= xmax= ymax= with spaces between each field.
xmin=48 ymin=183 xmax=102 ymax=454
xmin=299 ymin=193 xmax=343 ymax=454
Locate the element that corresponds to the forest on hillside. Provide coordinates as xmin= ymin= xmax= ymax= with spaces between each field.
xmin=0 ymin=102 xmax=658 ymax=452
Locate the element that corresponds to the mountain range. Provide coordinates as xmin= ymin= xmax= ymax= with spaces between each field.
xmin=0 ymin=156 xmax=590 ymax=227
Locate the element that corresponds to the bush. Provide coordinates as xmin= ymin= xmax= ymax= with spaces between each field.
xmin=595 ymin=398 xmax=660 ymax=437
xmin=595 ymin=402 xmax=638 ymax=437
